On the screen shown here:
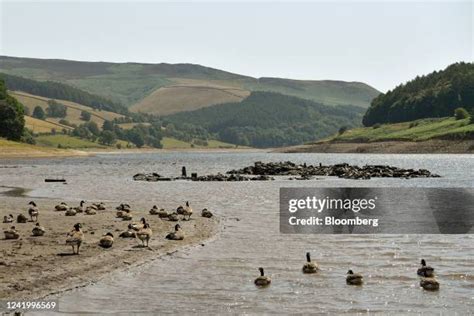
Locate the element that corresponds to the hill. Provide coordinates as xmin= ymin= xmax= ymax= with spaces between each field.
xmin=0 ymin=56 xmax=380 ymax=113
xmin=165 ymin=91 xmax=364 ymax=148
xmin=363 ymin=62 xmax=474 ymax=126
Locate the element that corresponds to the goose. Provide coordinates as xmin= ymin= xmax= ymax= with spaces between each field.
xmin=201 ymin=208 xmax=213 ymax=218
xmin=122 ymin=212 xmax=133 ymax=221
xmin=17 ymin=214 xmax=28 ymax=223
xmin=73 ymin=200 xmax=86 ymax=213
xmin=150 ymin=206 xmax=168 ymax=218
xmin=129 ymin=217 xmax=146 ymax=231
xmin=66 ymin=223 xmax=84 ymax=254
xmin=417 ymin=259 xmax=435 ymax=277
xmin=176 ymin=205 xmax=185 ymax=215
xmin=119 ymin=230 xmax=136 ymax=238
xmin=168 ymin=212 xmax=179 ymax=222
xmin=65 ymin=208 xmax=77 ymax=216
xmin=55 ymin=202 xmax=69 ymax=211
xmin=93 ymin=202 xmax=106 ymax=210
xmin=32 ymin=223 xmax=45 ymax=236
xmin=302 ymin=252 xmax=319 ymax=274
xmin=99 ymin=232 xmax=114 ymax=248
xmin=420 ymin=277 xmax=440 ymax=291
xmin=149 ymin=205 xmax=159 ymax=215
xmin=3 ymin=214 xmax=14 ymax=223
xmin=254 ymin=267 xmax=271 ymax=287
xmin=165 ymin=224 xmax=184 ymax=240
xmin=181 ymin=201 xmax=193 ymax=220
xmin=136 ymin=223 xmax=152 ymax=247
xmin=346 ymin=270 xmax=363 ymax=285
xmin=4 ymin=226 xmax=20 ymax=240
xmin=85 ymin=206 xmax=97 ymax=215
xmin=116 ymin=203 xmax=131 ymax=211
xmin=27 ymin=201 xmax=39 ymax=222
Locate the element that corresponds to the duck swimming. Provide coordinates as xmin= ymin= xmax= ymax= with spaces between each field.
xmin=420 ymin=277 xmax=440 ymax=291
xmin=4 ymin=226 xmax=20 ymax=240
xmin=99 ymin=232 xmax=114 ymax=248
xmin=32 ymin=223 xmax=45 ymax=236
xmin=201 ymin=208 xmax=213 ymax=218
xmin=136 ymin=223 xmax=152 ymax=247
xmin=417 ymin=259 xmax=434 ymax=277
xmin=27 ymin=201 xmax=39 ymax=222
xmin=66 ymin=223 xmax=84 ymax=254
xmin=346 ymin=270 xmax=363 ymax=285
xmin=302 ymin=252 xmax=319 ymax=274
xmin=254 ymin=267 xmax=271 ymax=287
xmin=165 ymin=224 xmax=184 ymax=240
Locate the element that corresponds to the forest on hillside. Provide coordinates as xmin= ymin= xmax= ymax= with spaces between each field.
xmin=0 ymin=73 xmax=129 ymax=115
xmin=0 ymin=79 xmax=26 ymax=141
xmin=363 ymin=62 xmax=474 ymax=126
xmin=165 ymin=91 xmax=364 ymax=147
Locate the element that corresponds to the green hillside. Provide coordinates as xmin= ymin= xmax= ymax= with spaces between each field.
xmin=165 ymin=91 xmax=364 ymax=148
xmin=322 ymin=117 xmax=473 ymax=143
xmin=363 ymin=62 xmax=474 ymax=126
xmin=0 ymin=56 xmax=380 ymax=111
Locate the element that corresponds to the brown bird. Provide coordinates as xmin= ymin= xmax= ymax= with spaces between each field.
xmin=4 ymin=226 xmax=20 ymax=240
xmin=302 ymin=252 xmax=319 ymax=274
xmin=417 ymin=259 xmax=435 ymax=277
xmin=3 ymin=214 xmax=14 ymax=223
xmin=254 ymin=267 xmax=271 ymax=287
xmin=17 ymin=214 xmax=28 ymax=223
xmin=346 ymin=270 xmax=363 ymax=285
xmin=27 ymin=201 xmax=39 ymax=222
xmin=66 ymin=223 xmax=84 ymax=254
xmin=420 ymin=277 xmax=440 ymax=291
xmin=136 ymin=223 xmax=152 ymax=247
xmin=99 ymin=233 xmax=114 ymax=248
xmin=201 ymin=208 xmax=213 ymax=218
xmin=32 ymin=223 xmax=45 ymax=236
xmin=165 ymin=224 xmax=184 ymax=240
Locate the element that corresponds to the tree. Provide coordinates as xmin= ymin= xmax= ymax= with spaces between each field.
xmin=46 ymin=100 xmax=67 ymax=118
xmin=127 ymin=129 xmax=145 ymax=148
xmin=0 ymin=79 xmax=25 ymax=141
xmin=102 ymin=120 xmax=114 ymax=131
xmin=454 ymin=107 xmax=469 ymax=120
xmin=80 ymin=110 xmax=91 ymax=121
xmin=338 ymin=126 xmax=348 ymax=135
xmin=32 ymin=106 xmax=46 ymax=119
xmin=99 ymin=130 xmax=117 ymax=146
xmin=84 ymin=121 xmax=100 ymax=136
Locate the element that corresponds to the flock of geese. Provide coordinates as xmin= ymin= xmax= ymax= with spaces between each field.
xmin=2 ymin=200 xmax=214 ymax=254
xmin=3 ymin=202 xmax=439 ymax=292
xmin=255 ymin=253 xmax=440 ymax=291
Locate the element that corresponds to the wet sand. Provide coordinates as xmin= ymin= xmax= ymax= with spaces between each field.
xmin=0 ymin=196 xmax=218 ymax=300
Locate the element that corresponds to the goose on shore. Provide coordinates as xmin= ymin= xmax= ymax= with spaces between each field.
xmin=32 ymin=223 xmax=45 ymax=236
xmin=65 ymin=208 xmax=77 ymax=216
xmin=116 ymin=203 xmax=131 ymax=211
xmin=182 ymin=201 xmax=193 ymax=220
xmin=149 ymin=205 xmax=159 ymax=215
xmin=420 ymin=277 xmax=440 ymax=291
xmin=85 ymin=206 xmax=97 ymax=215
xmin=119 ymin=230 xmax=136 ymax=238
xmin=17 ymin=214 xmax=28 ymax=223
xmin=168 ymin=212 xmax=179 ymax=222
xmin=4 ymin=226 xmax=20 ymax=240
xmin=165 ymin=224 xmax=184 ymax=240
xmin=55 ymin=202 xmax=69 ymax=212
xmin=122 ymin=212 xmax=133 ymax=221
xmin=27 ymin=201 xmax=39 ymax=222
xmin=346 ymin=270 xmax=363 ymax=285
xmin=93 ymin=202 xmax=106 ymax=210
xmin=302 ymin=252 xmax=319 ymax=274
xmin=129 ymin=218 xmax=146 ymax=231
xmin=99 ymin=232 xmax=114 ymax=248
xmin=417 ymin=259 xmax=435 ymax=277
xmin=66 ymin=223 xmax=84 ymax=254
xmin=176 ymin=205 xmax=185 ymax=215
xmin=254 ymin=267 xmax=271 ymax=287
xmin=73 ymin=200 xmax=86 ymax=213
xmin=201 ymin=208 xmax=213 ymax=218
xmin=136 ymin=223 xmax=152 ymax=247
xmin=3 ymin=214 xmax=14 ymax=223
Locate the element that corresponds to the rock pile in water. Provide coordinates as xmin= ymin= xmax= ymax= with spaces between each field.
xmin=226 ymin=161 xmax=440 ymax=180
xmin=193 ymin=173 xmax=274 ymax=181
xmin=133 ymin=173 xmax=172 ymax=181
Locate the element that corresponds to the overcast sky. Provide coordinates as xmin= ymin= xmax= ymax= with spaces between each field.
xmin=0 ymin=0 xmax=472 ymax=91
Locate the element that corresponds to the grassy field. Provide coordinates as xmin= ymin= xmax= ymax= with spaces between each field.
xmin=324 ymin=117 xmax=474 ymax=143
xmin=24 ymin=116 xmax=73 ymax=133
xmin=117 ymin=122 xmax=151 ymax=130
xmin=11 ymin=91 xmax=124 ymax=129
xmin=0 ymin=138 xmax=86 ymax=158
xmin=35 ymin=134 xmax=107 ymax=149
xmin=161 ymin=137 xmax=240 ymax=149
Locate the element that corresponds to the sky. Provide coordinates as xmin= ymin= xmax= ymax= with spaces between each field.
xmin=0 ymin=1 xmax=472 ymax=92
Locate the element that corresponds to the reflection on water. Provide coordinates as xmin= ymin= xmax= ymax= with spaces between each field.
xmin=1 ymin=152 xmax=473 ymax=314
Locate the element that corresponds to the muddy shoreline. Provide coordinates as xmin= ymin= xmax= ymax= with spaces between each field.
xmin=0 ymin=197 xmax=219 ymax=300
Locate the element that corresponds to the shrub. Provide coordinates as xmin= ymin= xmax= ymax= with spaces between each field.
xmin=338 ymin=126 xmax=348 ymax=135
xmin=454 ymin=107 xmax=469 ymax=120
xmin=372 ymin=123 xmax=382 ymax=129
xmin=32 ymin=106 xmax=45 ymax=119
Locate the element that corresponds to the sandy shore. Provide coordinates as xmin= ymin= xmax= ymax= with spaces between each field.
xmin=278 ymin=139 xmax=474 ymax=154
xmin=0 ymin=195 xmax=218 ymax=300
